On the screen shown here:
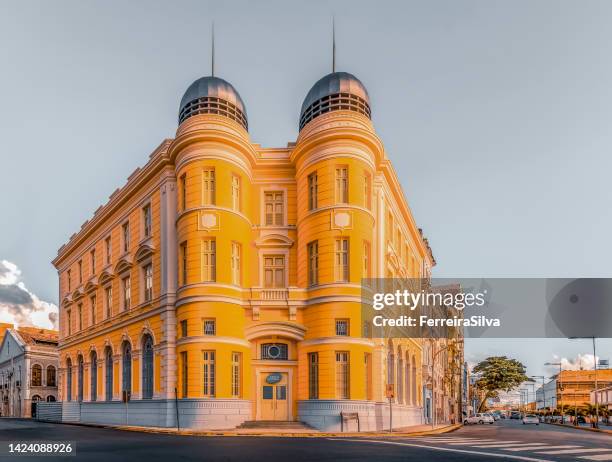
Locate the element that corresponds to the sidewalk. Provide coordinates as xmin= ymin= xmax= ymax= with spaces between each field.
xmin=50 ymin=420 xmax=461 ymax=438
xmin=545 ymin=421 xmax=612 ymax=435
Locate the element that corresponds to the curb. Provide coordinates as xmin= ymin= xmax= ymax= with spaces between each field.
xmin=546 ymin=422 xmax=612 ymax=435
xmin=37 ymin=419 xmax=461 ymax=438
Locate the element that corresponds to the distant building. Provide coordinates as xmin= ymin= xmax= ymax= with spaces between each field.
xmin=590 ymin=385 xmax=612 ymax=411
xmin=537 ymin=369 xmax=612 ymax=411
xmin=0 ymin=325 xmax=59 ymax=417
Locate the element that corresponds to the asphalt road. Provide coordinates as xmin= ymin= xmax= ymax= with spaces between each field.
xmin=0 ymin=418 xmax=609 ymax=462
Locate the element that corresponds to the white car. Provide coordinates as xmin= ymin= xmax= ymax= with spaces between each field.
xmin=522 ymin=414 xmax=539 ymax=425
xmin=464 ymin=413 xmax=495 ymax=425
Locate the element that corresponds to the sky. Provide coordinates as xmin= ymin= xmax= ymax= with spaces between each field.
xmin=0 ymin=0 xmax=610 ymax=380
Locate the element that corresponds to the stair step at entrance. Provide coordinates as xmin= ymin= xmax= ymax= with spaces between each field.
xmin=237 ymin=420 xmax=314 ymax=430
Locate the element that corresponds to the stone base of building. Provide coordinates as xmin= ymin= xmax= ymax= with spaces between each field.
xmin=298 ymin=400 xmax=423 ymax=432
xmin=37 ymin=400 xmax=423 ymax=432
xmin=36 ymin=399 xmax=252 ymax=430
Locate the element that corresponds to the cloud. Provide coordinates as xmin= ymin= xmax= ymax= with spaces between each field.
xmin=548 ymin=353 xmax=599 ymax=372
xmin=0 ymin=260 xmax=58 ymax=330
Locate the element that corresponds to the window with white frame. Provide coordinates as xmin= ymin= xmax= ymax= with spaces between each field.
xmin=143 ymin=203 xmax=152 ymax=238
xmin=335 ymin=319 xmax=349 ymax=336
xmin=203 ymin=318 xmax=216 ymax=336
xmin=143 ymin=263 xmax=153 ymax=302
xmin=263 ymin=255 xmax=285 ymax=288
xmin=202 ymin=168 xmax=215 ymax=205
xmin=122 ymin=276 xmax=131 ymax=310
xmin=264 ymin=191 xmax=283 ymax=226
xmin=231 ymin=242 xmax=241 ymax=285
xmin=335 ymin=238 xmax=350 ymax=282
xmin=231 ymin=352 xmax=241 ymax=398
xmin=231 ymin=174 xmax=240 ymax=211
xmin=336 ymin=351 xmax=350 ymax=399
xmin=202 ymin=350 xmax=215 ymax=397
xmin=308 ymin=172 xmax=318 ymax=210
xmin=335 ymin=166 xmax=348 ymax=204
xmin=202 ymin=239 xmax=216 ymax=282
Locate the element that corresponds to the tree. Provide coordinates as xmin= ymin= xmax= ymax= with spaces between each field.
xmin=472 ymin=356 xmax=529 ymax=412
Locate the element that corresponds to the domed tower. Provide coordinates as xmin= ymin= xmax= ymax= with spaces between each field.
xmin=293 ymin=70 xmax=382 ymax=428
xmin=169 ymin=73 xmax=256 ymax=428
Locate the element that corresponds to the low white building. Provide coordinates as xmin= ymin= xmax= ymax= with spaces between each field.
xmin=0 ymin=326 xmax=59 ymax=417
xmin=591 ymin=385 xmax=612 ymax=411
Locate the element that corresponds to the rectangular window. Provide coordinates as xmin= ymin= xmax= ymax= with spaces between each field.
xmin=362 ymin=240 xmax=371 ymax=280
xmin=231 ymin=352 xmax=241 ymax=398
xmin=180 ymin=351 xmax=188 ymax=398
xmin=105 ymin=237 xmax=111 ymax=265
xmin=105 ymin=286 xmax=112 ymax=319
xmin=203 ymin=318 xmax=216 ymax=336
xmin=307 ymin=241 xmax=318 ymax=286
xmin=67 ymin=270 xmax=71 ymax=292
xmin=180 ymin=320 xmax=187 ymax=337
xmin=180 ymin=173 xmax=187 ymax=210
xmin=78 ymin=260 xmax=83 ymax=284
xmin=308 ymin=352 xmax=319 ymax=399
xmin=180 ymin=241 xmax=188 ymax=285
xmin=67 ymin=310 xmax=72 ymax=335
xmin=263 ymin=255 xmax=285 ymax=288
xmin=364 ymin=172 xmax=371 ymax=209
xmin=202 ymin=169 xmax=215 ymax=205
xmin=144 ymin=263 xmax=153 ymax=302
xmin=202 ymin=240 xmax=216 ymax=282
xmin=231 ymin=242 xmax=241 ymax=285
xmin=336 ymin=351 xmax=350 ymax=399
xmin=335 ymin=319 xmax=349 ymax=336
xmin=78 ymin=304 xmax=83 ymax=331
xmin=335 ymin=238 xmax=350 ymax=282
xmin=231 ymin=174 xmax=240 ymax=211
xmin=143 ymin=204 xmax=152 ymax=237
xmin=308 ymin=172 xmax=318 ymax=210
xmin=90 ymin=249 xmax=96 ymax=275
xmin=90 ymin=295 xmax=96 ymax=326
xmin=122 ymin=276 xmax=131 ymax=310
xmin=202 ymin=350 xmax=215 ymax=397
xmin=364 ymin=353 xmax=372 ymax=400
xmin=122 ymin=222 xmax=130 ymax=253
xmin=264 ymin=192 xmax=284 ymax=226
xmin=335 ymin=166 xmax=348 ymax=204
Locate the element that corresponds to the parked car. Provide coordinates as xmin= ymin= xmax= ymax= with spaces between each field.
xmin=522 ymin=414 xmax=539 ymax=425
xmin=510 ymin=411 xmax=521 ymax=419
xmin=490 ymin=413 xmax=501 ymax=421
xmin=464 ymin=413 xmax=495 ymax=425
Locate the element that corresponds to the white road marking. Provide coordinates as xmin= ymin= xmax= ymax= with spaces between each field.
xmin=537 ymin=449 xmax=612 ymax=455
xmin=501 ymin=446 xmax=555 ymax=452
xmin=445 ymin=440 xmax=503 ymax=445
xmin=578 ymin=455 xmax=612 ymax=461
xmin=471 ymin=443 xmax=537 ymax=448
xmin=327 ymin=438 xmax=554 ymax=462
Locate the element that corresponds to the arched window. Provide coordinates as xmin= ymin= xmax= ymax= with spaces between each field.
xmin=105 ymin=347 xmax=113 ymax=401
xmin=142 ymin=335 xmax=154 ymax=399
xmin=90 ymin=351 xmax=97 ymax=402
xmin=31 ymin=364 xmax=42 ymax=387
xmin=397 ymin=349 xmax=403 ymax=404
xmin=46 ymin=395 xmax=56 ymax=402
xmin=66 ymin=358 xmax=72 ymax=402
xmin=411 ymin=355 xmax=417 ymax=405
xmin=405 ymin=352 xmax=411 ymax=405
xmin=47 ymin=366 xmax=56 ymax=387
xmin=77 ymin=355 xmax=84 ymax=402
xmin=122 ymin=342 xmax=132 ymax=394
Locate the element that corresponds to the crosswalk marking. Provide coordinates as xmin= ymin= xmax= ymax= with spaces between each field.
xmin=536 ymin=449 xmax=612 ymax=455
xmin=445 ymin=440 xmax=501 ymax=446
xmin=502 ymin=446 xmax=556 ymax=452
xmin=472 ymin=443 xmax=538 ymax=448
xmin=578 ymin=455 xmax=612 ymax=461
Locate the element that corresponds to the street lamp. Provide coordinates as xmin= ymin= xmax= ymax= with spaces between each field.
xmin=544 ymin=362 xmax=563 ymax=420
xmin=530 ymin=376 xmax=547 ymax=421
xmin=569 ymin=336 xmax=599 ymax=428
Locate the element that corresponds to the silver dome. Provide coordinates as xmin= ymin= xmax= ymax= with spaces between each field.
xmin=299 ymin=72 xmax=370 ymax=130
xmin=179 ymin=76 xmax=248 ymax=129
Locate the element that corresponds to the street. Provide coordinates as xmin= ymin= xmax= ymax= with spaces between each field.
xmin=0 ymin=418 xmax=609 ymax=461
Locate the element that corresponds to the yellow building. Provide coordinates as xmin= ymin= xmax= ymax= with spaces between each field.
xmin=51 ymin=69 xmax=435 ymax=430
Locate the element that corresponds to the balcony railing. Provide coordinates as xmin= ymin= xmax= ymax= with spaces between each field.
xmin=261 ymin=289 xmax=288 ymax=301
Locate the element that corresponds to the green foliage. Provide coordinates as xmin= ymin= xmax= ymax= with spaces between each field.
xmin=472 ymin=356 xmax=529 ymax=412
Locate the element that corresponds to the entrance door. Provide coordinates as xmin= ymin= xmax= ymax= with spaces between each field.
xmin=260 ymin=372 xmax=288 ymax=421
